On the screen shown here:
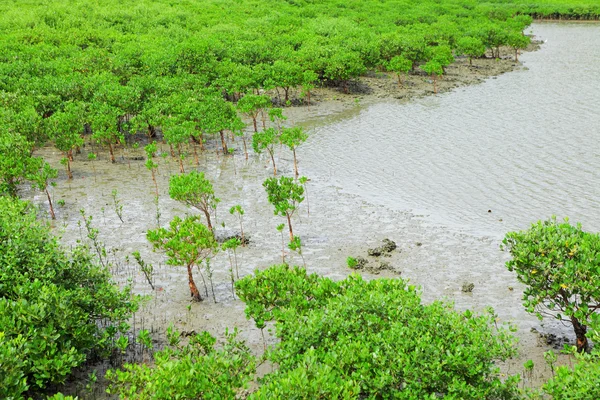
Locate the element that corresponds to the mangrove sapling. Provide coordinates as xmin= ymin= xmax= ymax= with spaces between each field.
xmin=456 ymin=36 xmax=486 ymax=65
xmin=252 ymin=127 xmax=279 ymax=176
xmin=223 ymin=237 xmax=242 ymax=287
xmin=27 ymin=157 xmax=58 ymax=219
xmin=147 ymin=215 xmax=218 ymax=301
xmin=111 ymin=189 xmax=124 ymax=223
xmin=263 ymin=176 xmax=305 ymax=242
xmin=132 ymin=251 xmax=155 ymax=290
xmin=279 ymin=126 xmax=308 ymax=177
xmin=288 ymin=235 xmax=306 ymax=267
xmin=169 ymin=171 xmax=220 ymax=231
xmin=48 ymin=103 xmax=85 ymax=179
xmin=277 ymin=223 xmax=287 ymax=264
xmin=204 ymin=258 xmax=217 ymax=303
xmin=421 ymin=60 xmax=444 ymax=94
xmin=502 ymin=217 xmax=600 ymax=353
xmin=237 ymin=94 xmax=272 ymax=134
xmin=507 ymin=32 xmax=531 ymax=62
xmin=300 ymin=70 xmax=318 ymax=106
xmin=229 ymin=205 xmax=246 ymax=245
xmin=388 ymin=55 xmax=412 ymax=87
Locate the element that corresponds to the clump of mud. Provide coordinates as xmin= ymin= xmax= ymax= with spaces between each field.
xmin=461 ymin=282 xmax=475 ymax=293
xmin=348 ymin=238 xmax=399 ymax=274
xmin=530 ymin=328 xmax=572 ymax=350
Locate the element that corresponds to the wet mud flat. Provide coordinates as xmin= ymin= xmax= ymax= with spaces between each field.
xmin=25 ymin=35 xmax=579 ymax=396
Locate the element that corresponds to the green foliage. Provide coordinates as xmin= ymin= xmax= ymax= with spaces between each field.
xmin=0 ymin=131 xmax=38 ymax=196
xmin=0 ymin=197 xmax=137 ymax=399
xmin=457 ymin=36 xmax=486 ymax=64
xmin=387 ymin=55 xmax=412 ymax=86
xmin=147 ymin=215 xmax=218 ymax=301
xmin=169 ymin=171 xmax=220 ymax=230
xmin=263 ymin=176 xmax=304 ymax=241
xmin=238 ymin=266 xmax=520 ymax=399
xmin=503 ymin=217 xmax=600 ymax=352
xmin=106 ymin=329 xmax=255 ymax=399
xmin=540 ymin=350 xmax=600 ymax=399
xmin=346 ymin=256 xmax=358 ymax=269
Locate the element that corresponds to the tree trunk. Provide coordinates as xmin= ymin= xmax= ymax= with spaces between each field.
xmin=242 ymin=136 xmax=248 ymax=160
xmin=108 ymin=142 xmax=116 ymax=163
xmin=45 ymin=188 xmax=56 ymax=220
xmin=187 ymin=264 xmax=202 ymax=301
xmin=571 ymin=316 xmax=589 ymax=353
xmin=66 ymin=156 xmax=73 ymax=180
xmin=306 ymin=90 xmax=311 ymax=106
xmin=252 ymin=117 xmax=258 ymax=133
xmin=292 ymin=147 xmax=298 ymax=177
xmin=515 ymin=49 xmax=519 ymax=62
xmin=286 ymin=212 xmax=294 ymax=242
xmin=203 ymin=208 xmax=213 ymax=231
xmin=433 ymin=75 xmax=437 ymax=94
xmin=220 ymin=130 xmax=228 ymax=154
xmin=284 ymin=87 xmax=289 ymax=103
xmin=268 ymin=148 xmax=277 ymax=176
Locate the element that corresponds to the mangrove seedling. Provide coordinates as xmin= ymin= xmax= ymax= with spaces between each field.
xmin=222 ymin=237 xmax=242 ymax=286
xmin=147 ymin=215 xmax=218 ymax=301
xmin=388 ymin=55 xmax=412 ymax=87
xmin=169 ymin=171 xmax=220 ymax=231
xmin=132 ymin=251 xmax=155 ymax=290
xmin=229 ymin=205 xmax=245 ymax=245
xmin=280 ymin=126 xmax=308 ymax=177
xmin=252 ymin=127 xmax=279 ymax=176
xmin=264 ymin=176 xmax=304 ymax=242
xmin=111 ymin=189 xmax=124 ymax=223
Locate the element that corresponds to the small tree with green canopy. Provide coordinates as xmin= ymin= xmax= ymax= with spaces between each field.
xmin=300 ymin=70 xmax=318 ymax=106
xmin=237 ymin=94 xmax=272 ymax=134
xmin=169 ymin=171 xmax=220 ymax=231
xmin=507 ymin=33 xmax=530 ymax=62
xmin=387 ymin=55 xmax=412 ymax=87
xmin=279 ymin=126 xmax=308 ymax=177
xmin=421 ymin=60 xmax=444 ymax=94
xmin=456 ymin=36 xmax=486 ymax=65
xmin=263 ymin=176 xmax=304 ymax=242
xmin=253 ymin=127 xmax=279 ymax=176
xmin=147 ymin=215 xmax=218 ymax=301
xmin=47 ymin=102 xmax=85 ymax=179
xmin=502 ymin=217 xmax=600 ymax=353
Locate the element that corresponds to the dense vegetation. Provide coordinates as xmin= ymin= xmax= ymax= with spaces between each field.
xmin=0 ymin=197 xmax=138 ymax=399
xmin=109 ymin=265 xmax=521 ymax=399
xmin=1 ymin=0 xmax=599 ymax=398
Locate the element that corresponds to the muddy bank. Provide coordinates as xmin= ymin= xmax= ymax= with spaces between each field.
xmin=280 ymin=41 xmax=541 ymax=123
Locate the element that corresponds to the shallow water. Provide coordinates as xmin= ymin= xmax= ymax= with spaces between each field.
xmin=25 ymin=23 xmax=600 ymax=395
xmin=302 ymin=23 xmax=600 ymax=237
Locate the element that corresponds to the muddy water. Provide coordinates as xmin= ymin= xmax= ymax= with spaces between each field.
xmin=26 ymin=23 xmax=598 ymax=396
xmin=302 ymin=23 xmax=600 ymax=236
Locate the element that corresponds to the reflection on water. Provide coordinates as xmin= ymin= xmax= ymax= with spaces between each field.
xmin=303 ymin=23 xmax=600 ymax=236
